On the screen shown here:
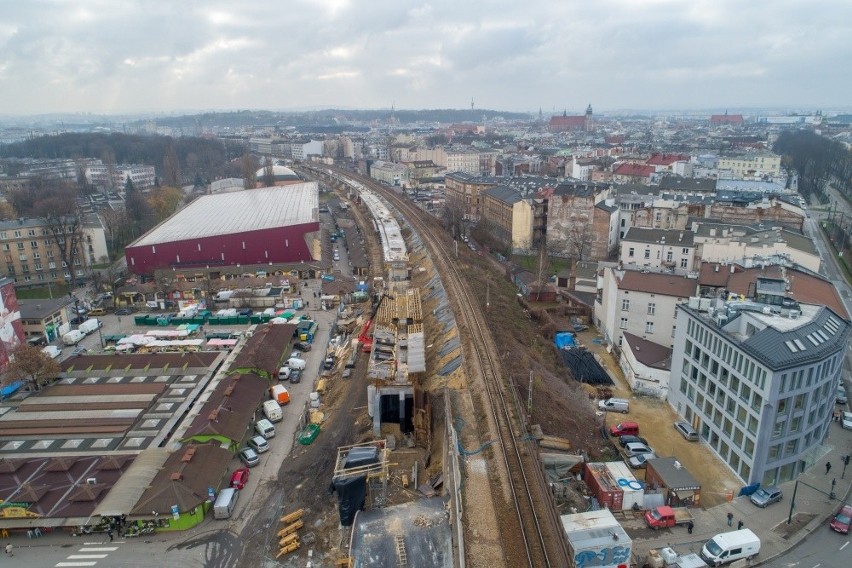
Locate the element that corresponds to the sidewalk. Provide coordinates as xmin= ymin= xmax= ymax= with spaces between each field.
xmin=630 ymin=419 xmax=852 ymax=565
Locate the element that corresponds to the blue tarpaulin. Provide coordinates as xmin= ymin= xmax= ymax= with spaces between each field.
xmin=0 ymin=380 xmax=25 ymax=400
xmin=554 ymin=332 xmax=576 ymax=349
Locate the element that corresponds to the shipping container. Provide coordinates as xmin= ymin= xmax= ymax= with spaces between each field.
xmin=604 ymin=461 xmax=645 ymax=511
xmin=583 ymin=463 xmax=624 ymax=511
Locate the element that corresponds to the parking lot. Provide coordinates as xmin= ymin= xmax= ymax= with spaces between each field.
xmin=578 ymin=330 xmax=743 ymax=508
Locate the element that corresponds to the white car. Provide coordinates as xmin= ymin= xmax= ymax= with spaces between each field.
xmin=842 ymin=412 xmax=852 ymax=431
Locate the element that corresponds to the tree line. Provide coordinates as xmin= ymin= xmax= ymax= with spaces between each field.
xmin=0 ymin=132 xmax=242 ymax=185
xmin=773 ymin=129 xmax=852 ymax=201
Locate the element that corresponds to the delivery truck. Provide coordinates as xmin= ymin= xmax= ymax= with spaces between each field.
xmin=269 ymin=384 xmax=290 ymax=405
xmin=262 ymin=399 xmax=283 ymax=422
xmin=700 ymin=529 xmax=760 ymax=566
xmin=62 ymin=330 xmax=85 ymax=345
xmin=644 ymin=506 xmax=694 ymax=530
xmin=78 ymin=318 xmax=102 ymax=335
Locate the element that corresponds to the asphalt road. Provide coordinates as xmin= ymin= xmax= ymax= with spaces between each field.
xmin=761 ymin=524 xmax=851 ymax=568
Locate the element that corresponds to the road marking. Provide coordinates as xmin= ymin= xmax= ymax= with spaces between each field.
xmin=812 ymin=564 xmax=820 ymax=568
xmin=77 ymin=547 xmax=118 ymax=552
xmin=841 ymin=541 xmax=849 ymax=550
xmin=67 ymin=555 xmax=109 ymax=559
xmin=56 ymin=563 xmax=98 ymax=567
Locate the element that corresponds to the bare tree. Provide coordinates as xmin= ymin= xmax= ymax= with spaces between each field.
xmin=241 ymin=153 xmax=259 ymax=189
xmin=163 ymin=143 xmax=182 ymax=187
xmin=6 ymin=344 xmax=61 ymax=392
xmin=33 ymin=184 xmax=85 ymax=288
xmin=550 ymin=222 xmax=594 ymax=262
xmin=443 ymin=193 xmax=467 ymax=239
xmin=262 ymin=157 xmax=276 ymax=187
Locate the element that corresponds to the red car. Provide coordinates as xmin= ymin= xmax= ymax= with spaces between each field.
xmin=229 ymin=468 xmax=250 ymax=490
xmin=830 ymin=504 xmax=852 ymax=534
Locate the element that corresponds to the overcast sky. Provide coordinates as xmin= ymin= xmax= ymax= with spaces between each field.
xmin=2 ymin=0 xmax=850 ymax=116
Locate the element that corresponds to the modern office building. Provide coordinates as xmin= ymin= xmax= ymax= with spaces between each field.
xmin=669 ymin=276 xmax=850 ymax=485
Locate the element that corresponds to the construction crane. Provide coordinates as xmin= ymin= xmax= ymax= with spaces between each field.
xmin=358 ymin=318 xmax=374 ymax=352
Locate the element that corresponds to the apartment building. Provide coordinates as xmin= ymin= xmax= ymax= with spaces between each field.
xmin=669 ymin=277 xmax=850 ymax=485
xmin=444 ymin=172 xmax=497 ymax=220
xmin=85 ymin=163 xmax=156 ymax=190
xmin=445 ymin=148 xmax=482 ymax=175
xmin=370 ymin=161 xmax=411 ymax=187
xmin=717 ymin=153 xmax=782 ymax=179
xmin=0 ymin=217 xmax=107 ymax=286
xmin=595 ymin=267 xmax=696 ymax=350
xmin=479 ymin=186 xmax=534 ymax=252
xmin=619 ymin=228 xmax=697 ymax=272
xmin=693 ymin=222 xmax=820 ymax=272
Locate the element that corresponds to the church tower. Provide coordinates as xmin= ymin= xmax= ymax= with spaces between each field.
xmin=584 ymin=104 xmax=593 ymax=132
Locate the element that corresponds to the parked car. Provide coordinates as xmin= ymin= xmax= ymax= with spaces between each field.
xmin=71 ymin=346 xmax=88 ymax=357
xmin=624 ymin=442 xmax=654 ymax=457
xmin=238 ymin=448 xmax=259 ymax=468
xmin=289 ymin=369 xmax=302 ymax=384
xmin=627 ymin=452 xmax=656 ymax=469
xmin=295 ymin=341 xmax=312 ymax=352
xmin=674 ymin=421 xmax=699 ymax=441
xmin=115 ymin=307 xmax=135 ymax=316
xmin=609 ymin=422 xmax=640 ymax=437
xmin=837 ymin=386 xmax=848 ymax=405
xmin=618 ymin=435 xmax=649 ymax=448
xmin=830 ymin=504 xmax=852 ymax=534
xmin=238 ymin=308 xmax=253 ymax=317
xmin=842 ymin=412 xmax=852 ymax=431
xmin=246 ymin=435 xmax=269 ymax=454
xmin=87 ymin=307 xmax=107 ymax=316
xmin=229 ymin=468 xmax=250 ymax=490
xmin=750 ymin=486 xmax=783 ymax=508
xmin=70 ymin=316 xmax=87 ymax=325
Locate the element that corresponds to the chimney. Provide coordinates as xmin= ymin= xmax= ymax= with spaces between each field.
xmin=568 ymin=262 xmax=577 ymax=291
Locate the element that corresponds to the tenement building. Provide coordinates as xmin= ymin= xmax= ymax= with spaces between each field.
xmin=669 ymin=276 xmax=850 ymax=486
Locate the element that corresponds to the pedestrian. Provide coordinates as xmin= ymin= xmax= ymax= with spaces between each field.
xmin=5 ymin=543 xmax=12 ymax=556
xmin=687 ymin=520 xmax=694 ymax=534
xmin=107 ymin=529 xmax=113 ymax=542
xmin=726 ymin=512 xmax=733 ymax=527
xmin=826 ymin=461 xmax=832 ymax=475
xmin=737 ymin=520 xmax=744 ymax=530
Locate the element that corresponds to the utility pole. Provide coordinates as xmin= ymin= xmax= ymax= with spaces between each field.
xmin=527 ymin=371 xmax=533 ymax=415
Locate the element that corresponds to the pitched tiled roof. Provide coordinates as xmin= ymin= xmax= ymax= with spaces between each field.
xmin=613 ymin=163 xmax=655 ymax=178
xmin=618 ymin=270 xmax=697 ymax=297
xmin=622 ymin=332 xmax=673 ymax=370
xmin=646 ymin=153 xmax=689 ymax=166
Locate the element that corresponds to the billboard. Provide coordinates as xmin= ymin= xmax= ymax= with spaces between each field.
xmin=0 ymin=279 xmax=24 ymax=370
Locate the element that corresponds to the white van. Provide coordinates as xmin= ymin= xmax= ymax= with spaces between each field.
xmin=262 ymin=400 xmax=283 ymax=423
xmin=287 ymin=357 xmax=307 ymax=370
xmin=255 ymin=418 xmax=276 ymax=439
xmin=213 ymin=487 xmax=239 ymax=520
xmin=62 ymin=330 xmax=85 ymax=346
xmin=42 ymin=345 xmax=62 ymax=359
xmin=700 ymin=529 xmax=760 ymax=566
xmin=598 ymin=398 xmax=630 ymax=414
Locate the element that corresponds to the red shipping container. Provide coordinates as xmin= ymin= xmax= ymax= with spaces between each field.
xmin=583 ymin=462 xmax=624 ymax=511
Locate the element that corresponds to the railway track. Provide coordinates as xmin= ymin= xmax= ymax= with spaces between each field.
xmin=305 ymin=166 xmax=568 ymax=568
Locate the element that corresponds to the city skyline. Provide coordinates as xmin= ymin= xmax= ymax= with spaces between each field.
xmin=1 ymin=0 xmax=851 ymax=115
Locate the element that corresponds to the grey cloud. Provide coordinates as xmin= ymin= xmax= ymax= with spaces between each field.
xmin=1 ymin=0 xmax=850 ymax=113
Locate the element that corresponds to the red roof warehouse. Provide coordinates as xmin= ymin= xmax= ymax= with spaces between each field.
xmin=125 ymin=183 xmax=320 ymax=277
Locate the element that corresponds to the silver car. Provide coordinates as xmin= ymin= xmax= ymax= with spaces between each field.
xmin=750 ymin=486 xmax=783 ymax=507
xmin=624 ymin=442 xmax=654 ymax=457
xmin=674 ymin=421 xmax=699 ymax=441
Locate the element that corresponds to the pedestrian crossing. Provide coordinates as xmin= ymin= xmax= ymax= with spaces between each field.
xmin=55 ymin=542 xmax=121 ymax=567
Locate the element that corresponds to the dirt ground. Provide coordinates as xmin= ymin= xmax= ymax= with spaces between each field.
xmin=573 ymin=329 xmax=743 ymax=508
